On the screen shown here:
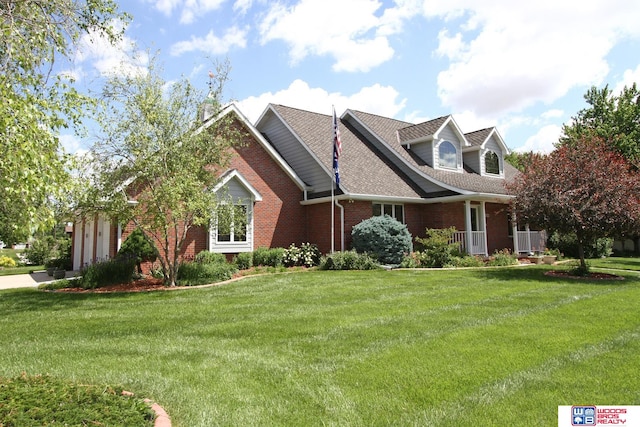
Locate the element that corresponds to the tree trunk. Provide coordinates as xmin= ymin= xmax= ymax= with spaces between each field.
xmin=634 ymin=236 xmax=640 ymax=256
xmin=577 ymin=242 xmax=587 ymax=271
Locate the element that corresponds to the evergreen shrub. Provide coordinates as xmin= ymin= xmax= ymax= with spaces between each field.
xmin=351 ymin=215 xmax=412 ymax=265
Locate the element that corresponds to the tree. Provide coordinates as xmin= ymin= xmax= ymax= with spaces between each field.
xmin=505 ymin=151 xmax=540 ymax=172
xmin=560 ymin=84 xmax=640 ymax=253
xmin=560 ymin=84 xmax=640 ymax=168
xmin=88 ymin=57 xmax=247 ymax=286
xmin=507 ymin=137 xmax=640 ymax=271
xmin=0 ymin=0 xmax=129 ymax=243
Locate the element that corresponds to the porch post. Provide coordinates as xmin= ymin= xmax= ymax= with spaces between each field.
xmin=525 ymin=224 xmax=532 ymax=254
xmin=480 ymin=201 xmax=488 ymax=256
xmin=464 ymin=200 xmax=472 ymax=255
xmin=512 ymin=219 xmax=519 ymax=254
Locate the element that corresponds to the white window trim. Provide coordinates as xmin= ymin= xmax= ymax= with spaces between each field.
xmin=436 ymin=140 xmax=462 ymax=172
xmin=481 ymin=149 xmax=504 ymax=178
xmin=373 ymin=202 xmax=405 ymax=224
xmin=209 ymin=201 xmax=253 ymax=253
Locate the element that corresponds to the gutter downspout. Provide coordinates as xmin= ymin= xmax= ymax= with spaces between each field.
xmin=335 ymin=198 xmax=345 ymax=251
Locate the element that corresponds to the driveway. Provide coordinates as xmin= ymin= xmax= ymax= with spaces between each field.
xmin=0 ymin=271 xmax=53 ymax=290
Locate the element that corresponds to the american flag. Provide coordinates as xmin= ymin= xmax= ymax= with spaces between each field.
xmin=333 ymin=107 xmax=342 ymax=185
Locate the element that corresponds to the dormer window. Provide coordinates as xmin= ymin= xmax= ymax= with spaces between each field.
xmin=438 ymin=140 xmax=458 ymax=169
xmin=484 ymin=151 xmax=500 ymax=175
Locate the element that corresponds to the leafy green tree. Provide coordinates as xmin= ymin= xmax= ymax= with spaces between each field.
xmin=505 ymin=151 xmax=541 ymax=172
xmin=560 ymin=84 xmax=640 ymax=167
xmin=87 ymin=56 xmax=246 ymax=286
xmin=0 ymin=0 xmax=129 ymax=243
xmin=560 ymin=84 xmax=640 ymax=252
xmin=507 ymin=137 xmax=640 ymax=271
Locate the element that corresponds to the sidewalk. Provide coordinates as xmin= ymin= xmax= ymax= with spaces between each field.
xmin=0 ymin=271 xmax=54 ymax=290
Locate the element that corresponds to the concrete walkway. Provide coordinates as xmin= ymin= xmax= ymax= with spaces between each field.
xmin=0 ymin=271 xmax=56 ymax=290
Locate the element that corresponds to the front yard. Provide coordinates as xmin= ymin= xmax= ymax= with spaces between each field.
xmin=0 ymin=265 xmax=639 ymax=426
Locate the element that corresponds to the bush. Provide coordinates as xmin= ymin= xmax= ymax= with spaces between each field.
xmin=253 ymin=247 xmax=284 ymax=267
xmin=414 ymin=227 xmax=464 ymax=268
xmin=24 ymin=236 xmax=56 ymax=265
xmin=283 ymin=243 xmax=321 ymax=267
xmin=453 ymin=256 xmax=485 ymax=268
xmin=548 ymin=232 xmax=613 ymax=259
xmin=233 ymin=252 xmax=253 ymax=270
xmin=486 ymin=249 xmax=518 ymax=266
xmin=117 ymin=228 xmax=157 ymax=273
xmin=351 ymin=215 xmax=412 ymax=265
xmin=318 ymin=250 xmax=380 ymax=270
xmin=78 ymin=257 xmax=136 ymax=289
xmin=194 ymin=251 xmax=227 ymax=265
xmin=177 ymin=261 xmax=238 ymax=286
xmin=0 ymin=256 xmax=16 ymax=268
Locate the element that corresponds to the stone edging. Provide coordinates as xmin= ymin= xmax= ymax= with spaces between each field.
xmin=122 ymin=391 xmax=171 ymax=427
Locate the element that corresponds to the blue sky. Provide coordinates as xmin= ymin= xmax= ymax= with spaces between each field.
xmin=61 ymin=0 xmax=640 ymax=155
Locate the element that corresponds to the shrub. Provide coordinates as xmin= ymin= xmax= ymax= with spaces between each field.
xmin=548 ymin=232 xmax=612 ymax=259
xmin=194 ymin=251 xmax=227 ymax=265
xmin=414 ymin=227 xmax=464 ymax=268
xmin=233 ymin=252 xmax=253 ymax=270
xmin=486 ymin=249 xmax=518 ymax=266
xmin=568 ymin=259 xmax=591 ymax=276
xmin=283 ymin=243 xmax=321 ymax=267
xmin=24 ymin=236 xmax=56 ymax=265
xmin=78 ymin=257 xmax=136 ymax=289
xmin=351 ymin=215 xmax=412 ymax=265
xmin=117 ymin=228 xmax=157 ymax=273
xmin=0 ymin=256 xmax=16 ymax=268
xmin=177 ymin=261 xmax=238 ymax=286
xmin=319 ymin=250 xmax=380 ymax=270
xmin=453 ymin=256 xmax=486 ymax=268
xmin=253 ymin=247 xmax=284 ymax=267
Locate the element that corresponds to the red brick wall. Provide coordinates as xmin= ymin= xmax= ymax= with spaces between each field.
xmin=229 ymin=130 xmax=307 ymax=249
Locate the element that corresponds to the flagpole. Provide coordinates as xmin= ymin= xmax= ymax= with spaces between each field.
xmin=331 ymin=105 xmax=335 ymax=254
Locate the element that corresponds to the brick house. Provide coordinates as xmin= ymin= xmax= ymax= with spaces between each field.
xmin=72 ymin=103 xmax=544 ymax=270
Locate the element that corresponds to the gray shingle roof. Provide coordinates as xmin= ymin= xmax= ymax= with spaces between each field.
xmin=271 ymin=105 xmax=426 ymax=199
xmin=271 ymin=105 xmax=516 ymax=198
xmin=397 ymin=116 xmax=449 ymax=144
xmin=464 ymin=127 xmax=494 ymax=147
xmin=350 ymin=110 xmax=517 ymax=195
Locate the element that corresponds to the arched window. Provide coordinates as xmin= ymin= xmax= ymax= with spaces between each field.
xmin=438 ymin=141 xmax=458 ymax=169
xmin=484 ymin=151 xmax=500 ymax=175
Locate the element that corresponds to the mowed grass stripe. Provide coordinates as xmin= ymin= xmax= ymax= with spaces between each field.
xmin=0 ymin=267 xmax=638 ymax=426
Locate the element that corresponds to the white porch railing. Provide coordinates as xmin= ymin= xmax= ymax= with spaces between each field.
xmin=516 ymin=230 xmax=547 ymax=254
xmin=451 ymin=231 xmax=487 ymax=255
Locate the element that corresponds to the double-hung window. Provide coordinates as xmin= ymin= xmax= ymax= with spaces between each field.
xmin=373 ymin=203 xmax=404 ymax=223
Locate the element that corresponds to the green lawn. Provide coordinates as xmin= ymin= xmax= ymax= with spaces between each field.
xmin=0 ymin=266 xmax=639 ymax=426
xmin=588 ymin=256 xmax=640 ymax=272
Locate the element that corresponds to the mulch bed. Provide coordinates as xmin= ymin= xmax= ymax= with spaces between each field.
xmin=56 ymin=277 xmax=168 ymax=293
xmin=544 ymin=270 xmax=625 ymax=280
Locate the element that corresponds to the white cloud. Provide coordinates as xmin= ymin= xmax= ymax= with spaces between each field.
xmin=540 ymin=109 xmax=564 ymax=120
xmin=259 ymin=0 xmax=413 ymax=72
xmin=233 ymin=0 xmax=252 ymax=14
xmin=144 ymin=0 xmax=226 ymax=24
xmin=170 ymin=27 xmax=248 ymax=56
xmin=613 ymin=64 xmax=640 ymax=94
xmin=516 ymin=124 xmax=561 ymax=154
xmin=424 ymin=0 xmax=640 ymax=118
xmin=59 ymin=133 xmax=88 ymax=156
xmin=237 ymin=79 xmax=406 ymax=123
xmin=74 ymin=21 xmax=149 ymax=78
